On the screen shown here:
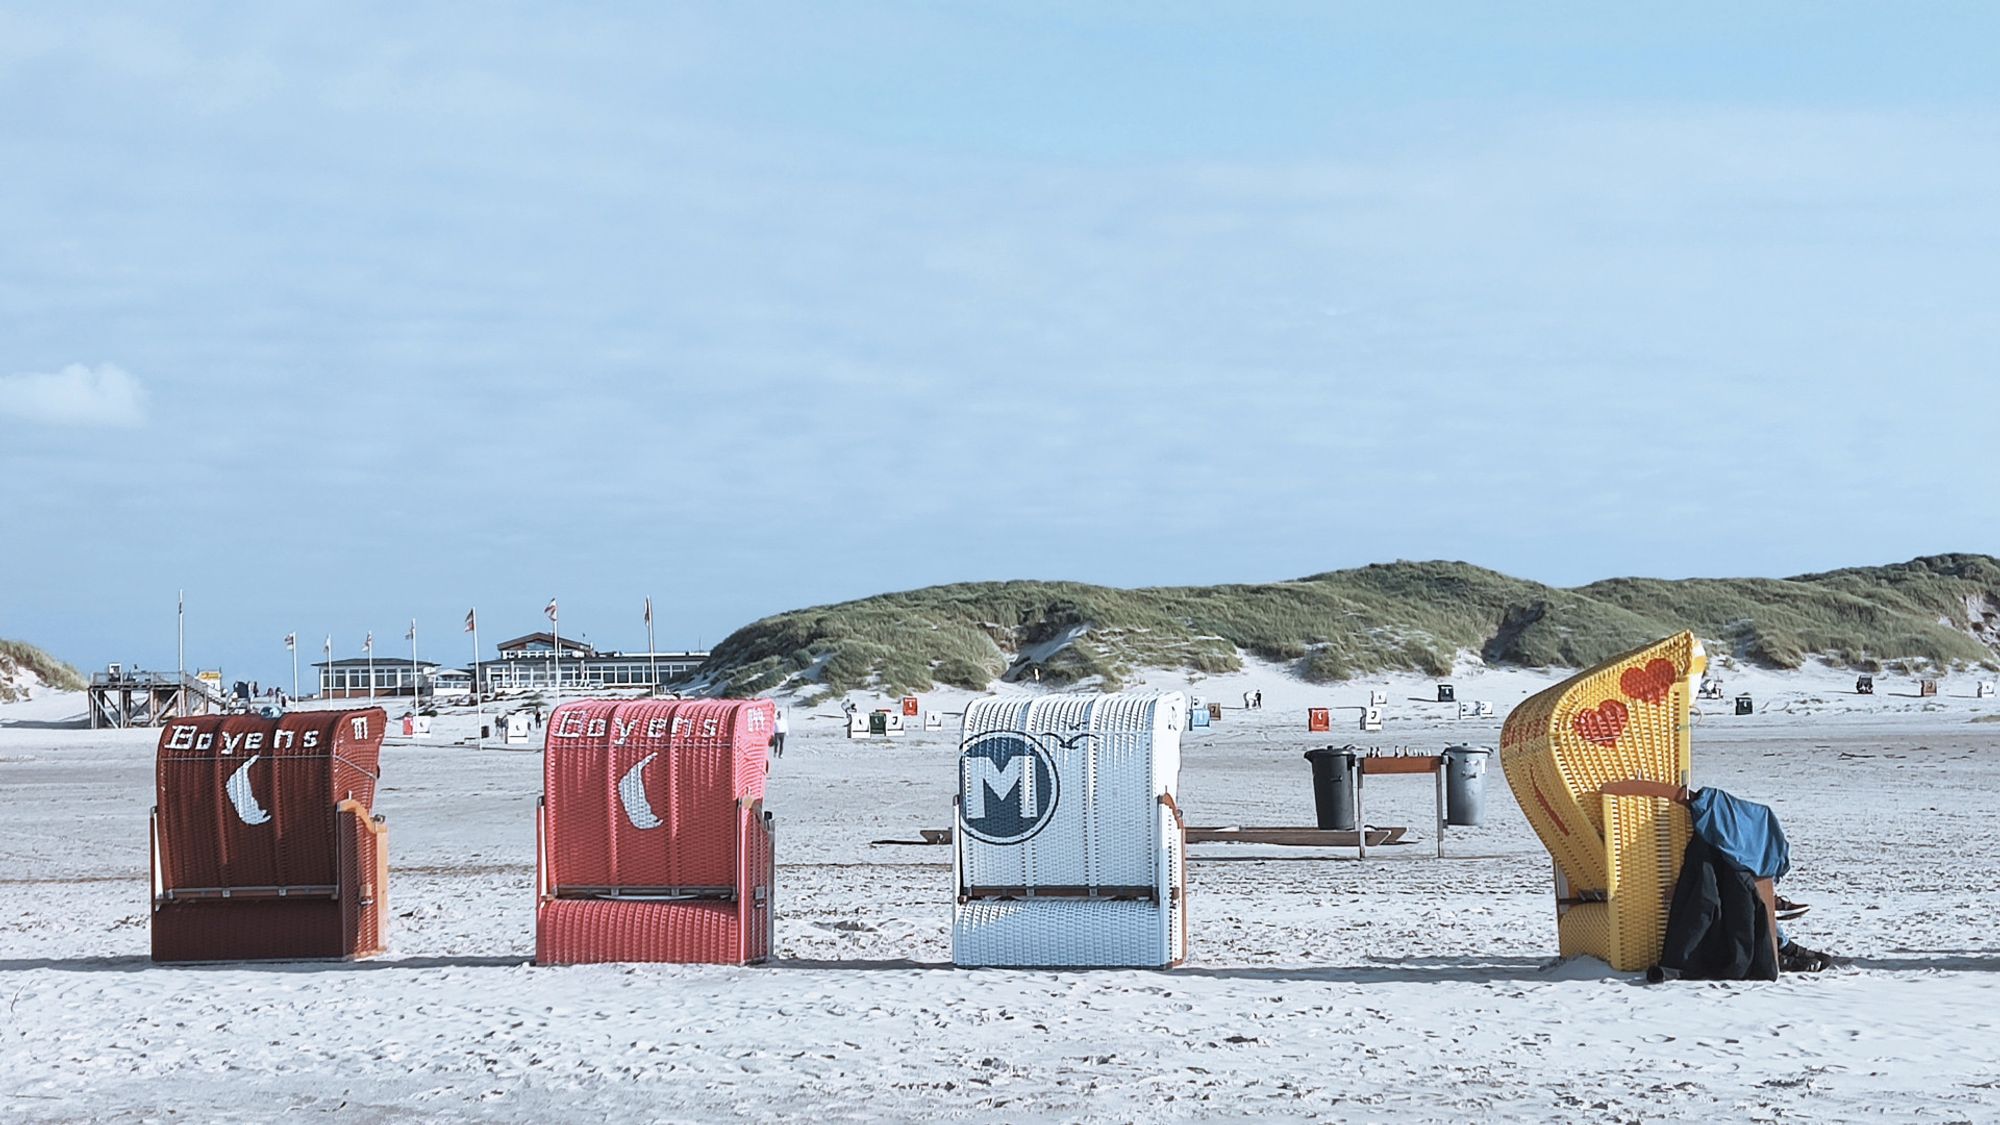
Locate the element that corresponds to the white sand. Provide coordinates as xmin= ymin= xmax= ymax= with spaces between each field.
xmin=4 ymin=668 xmax=2000 ymax=1122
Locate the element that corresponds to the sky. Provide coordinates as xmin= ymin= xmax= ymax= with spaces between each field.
xmin=2 ymin=3 xmax=1998 ymax=685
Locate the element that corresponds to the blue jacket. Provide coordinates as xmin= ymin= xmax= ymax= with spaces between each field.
xmin=1687 ymin=787 xmax=1790 ymax=881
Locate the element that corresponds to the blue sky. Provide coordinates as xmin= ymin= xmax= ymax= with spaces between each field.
xmin=3 ymin=3 xmax=1997 ymax=684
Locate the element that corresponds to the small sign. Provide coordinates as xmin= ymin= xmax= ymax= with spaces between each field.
xmin=1307 ymin=707 xmax=1331 ymax=733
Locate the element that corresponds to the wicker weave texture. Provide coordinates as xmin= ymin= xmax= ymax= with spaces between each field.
xmin=538 ymin=899 xmax=747 ymax=965
xmin=535 ymin=807 xmax=773 ymax=965
xmin=543 ymin=698 xmax=773 ymax=892
xmin=538 ymin=698 xmax=776 ymax=965
xmin=958 ymin=692 xmax=1182 ymax=891
xmin=1601 ymin=792 xmax=1691 ymax=971
xmin=954 ymin=691 xmax=1186 ymax=968
xmin=155 ymin=709 xmax=386 ymax=896
xmin=1498 ymin=632 xmax=1705 ymax=970
xmin=151 ymin=709 xmax=388 ymax=962
xmin=152 ymin=801 xmax=388 ymax=962
xmin=953 ymin=898 xmax=1182 ymax=968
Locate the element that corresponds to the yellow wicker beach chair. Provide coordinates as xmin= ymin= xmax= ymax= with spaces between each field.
xmin=1500 ymin=632 xmax=1707 ymax=971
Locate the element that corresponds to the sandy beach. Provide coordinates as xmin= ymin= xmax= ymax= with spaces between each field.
xmin=4 ymin=666 xmax=1999 ymax=1123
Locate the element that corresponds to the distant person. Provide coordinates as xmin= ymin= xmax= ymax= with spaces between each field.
xmin=1243 ymin=691 xmax=1253 ymax=709
xmin=1254 ymin=689 xmax=1263 ymax=709
xmin=772 ymin=708 xmax=788 ymax=758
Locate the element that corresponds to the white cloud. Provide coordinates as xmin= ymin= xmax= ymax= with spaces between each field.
xmin=0 ymin=363 xmax=148 ymax=428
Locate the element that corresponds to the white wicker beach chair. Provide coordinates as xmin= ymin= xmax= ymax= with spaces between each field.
xmin=952 ymin=691 xmax=1187 ymax=968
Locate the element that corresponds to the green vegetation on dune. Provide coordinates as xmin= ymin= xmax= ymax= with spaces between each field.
xmin=0 ymin=640 xmax=87 ymax=702
xmin=697 ymin=554 xmax=2000 ymax=697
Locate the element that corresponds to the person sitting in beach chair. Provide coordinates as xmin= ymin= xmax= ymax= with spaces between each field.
xmin=1502 ymin=631 xmax=1833 ymax=977
xmin=1603 ymin=780 xmax=1834 ymax=977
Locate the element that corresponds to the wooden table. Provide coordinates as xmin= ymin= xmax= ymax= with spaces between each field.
xmin=1353 ymin=753 xmax=1447 ymax=860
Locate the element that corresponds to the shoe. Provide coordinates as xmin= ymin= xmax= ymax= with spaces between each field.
xmin=1775 ymin=895 xmax=1810 ymax=921
xmin=1779 ymin=940 xmax=1833 ymax=973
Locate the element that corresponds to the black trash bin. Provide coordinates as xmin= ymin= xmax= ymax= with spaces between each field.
xmin=1302 ymin=745 xmax=1359 ymax=831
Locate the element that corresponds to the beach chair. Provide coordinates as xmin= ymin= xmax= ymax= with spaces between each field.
xmin=537 ymin=698 xmax=776 ymax=965
xmin=151 ymin=708 xmax=389 ymax=962
xmin=1500 ymin=632 xmax=1709 ymax=971
xmin=952 ymin=691 xmax=1187 ymax=968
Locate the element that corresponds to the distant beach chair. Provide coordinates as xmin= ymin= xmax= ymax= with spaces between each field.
xmin=151 ymin=708 xmax=390 ymax=962
xmin=952 ymin=691 xmax=1187 ymax=968
xmin=1499 ymin=633 xmax=1706 ymax=972
xmin=536 ymin=698 xmax=776 ymax=965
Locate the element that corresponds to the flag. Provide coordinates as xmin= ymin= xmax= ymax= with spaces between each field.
xmin=464 ymin=608 xmax=477 ymax=633
xmin=283 ymin=633 xmax=296 ymax=651
xmin=406 ymin=620 xmax=416 ymax=642
xmin=643 ymin=597 xmax=652 ymax=627
xmin=545 ymin=598 xmax=558 ymax=622
xmin=323 ymin=636 xmax=331 ymax=658
xmin=365 ymin=631 xmax=374 ymax=652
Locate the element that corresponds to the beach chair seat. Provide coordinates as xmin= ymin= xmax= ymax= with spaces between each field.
xmin=151 ymin=709 xmax=389 ymax=962
xmin=1500 ymin=632 xmax=1706 ymax=971
xmin=952 ymin=691 xmax=1187 ymax=968
xmin=537 ymin=698 xmax=776 ymax=965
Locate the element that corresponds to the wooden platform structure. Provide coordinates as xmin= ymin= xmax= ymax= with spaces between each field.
xmin=88 ymin=669 xmax=224 ymax=729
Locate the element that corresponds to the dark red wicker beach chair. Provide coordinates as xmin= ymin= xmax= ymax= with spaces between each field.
xmin=151 ymin=708 xmax=389 ymax=962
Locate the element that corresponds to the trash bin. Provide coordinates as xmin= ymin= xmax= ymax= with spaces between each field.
xmin=1442 ymin=745 xmax=1493 ymax=827
xmin=1302 ymin=746 xmax=1358 ymax=831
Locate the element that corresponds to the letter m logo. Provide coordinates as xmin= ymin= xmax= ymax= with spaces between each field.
xmin=958 ymin=732 xmax=1059 ymax=845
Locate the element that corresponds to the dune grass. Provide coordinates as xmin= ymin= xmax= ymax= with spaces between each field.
xmin=0 ymin=639 xmax=87 ymax=702
xmin=699 ymin=554 xmax=2000 ymax=697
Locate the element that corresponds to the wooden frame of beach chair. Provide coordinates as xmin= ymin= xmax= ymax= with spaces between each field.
xmin=1500 ymin=633 xmax=1705 ymax=971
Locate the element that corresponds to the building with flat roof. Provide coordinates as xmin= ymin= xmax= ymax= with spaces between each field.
xmin=477 ymin=632 xmax=707 ymax=694
xmin=315 ymin=656 xmax=449 ymax=700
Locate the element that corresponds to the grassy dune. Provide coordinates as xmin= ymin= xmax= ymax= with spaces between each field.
xmin=697 ymin=554 xmax=2000 ymax=697
xmin=0 ymin=640 xmax=87 ymax=703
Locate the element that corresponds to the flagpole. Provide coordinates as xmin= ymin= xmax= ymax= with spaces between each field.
xmin=323 ymin=636 xmax=332 ymax=700
xmin=552 ymin=603 xmax=561 ymax=707
xmin=367 ymin=634 xmax=376 ymax=701
xmin=289 ymin=636 xmax=299 ymax=701
xmin=409 ymin=619 xmax=419 ymax=711
xmin=646 ymin=596 xmax=657 ymax=697
xmin=177 ymin=590 xmax=186 ymax=717
xmin=470 ymin=609 xmax=483 ymax=749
